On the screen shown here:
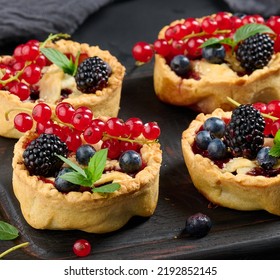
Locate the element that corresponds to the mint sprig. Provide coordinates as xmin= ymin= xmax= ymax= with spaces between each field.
xmin=56 ymin=149 xmax=121 ymax=193
xmin=269 ymin=130 xmax=280 ymax=157
xmin=0 ymin=221 xmax=19 ymax=240
xmin=40 ymin=47 xmax=80 ymax=76
xmin=201 ymin=23 xmax=275 ymax=50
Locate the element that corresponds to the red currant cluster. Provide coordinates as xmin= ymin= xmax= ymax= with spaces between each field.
xmin=0 ymin=39 xmax=47 ymax=101
xmin=252 ymin=100 xmax=280 ymax=136
xmin=132 ymin=12 xmax=280 ymax=63
xmin=14 ymin=102 xmax=161 ymax=158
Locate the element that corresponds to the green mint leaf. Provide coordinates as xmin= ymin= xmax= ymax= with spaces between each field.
xmin=269 ymin=145 xmax=280 ymax=158
xmin=55 ymin=154 xmax=87 ymax=177
xmin=40 ymin=47 xmax=76 ymax=75
xmin=200 ymin=37 xmax=234 ymax=49
xmin=59 ymin=171 xmax=92 ymax=187
xmin=0 ymin=221 xmax=19 ymax=240
xmin=56 ymin=149 xmax=119 ymax=193
xmin=93 ymin=183 xmax=121 ymax=193
xmin=234 ymin=23 xmax=275 ymax=44
xmin=273 ymin=130 xmax=280 ymax=144
xmin=200 ymin=37 xmax=221 ymax=48
xmin=269 ymin=130 xmax=280 ymax=157
xmin=88 ymin=149 xmax=108 ymax=182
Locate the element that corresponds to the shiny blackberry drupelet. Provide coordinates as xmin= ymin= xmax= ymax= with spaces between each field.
xmin=224 ymin=104 xmax=265 ymax=159
xmin=236 ymin=33 xmax=274 ymax=73
xmin=75 ymin=56 xmax=109 ymax=93
xmin=23 ymin=133 xmax=68 ymax=177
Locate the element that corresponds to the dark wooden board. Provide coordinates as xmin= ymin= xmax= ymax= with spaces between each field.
xmin=1 ymin=75 xmax=280 ymax=260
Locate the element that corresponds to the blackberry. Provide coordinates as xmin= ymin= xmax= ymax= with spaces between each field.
xmin=23 ymin=133 xmax=68 ymax=177
xmin=224 ymin=104 xmax=265 ymax=159
xmin=236 ymin=33 xmax=274 ymax=73
xmin=75 ymin=56 xmax=109 ymax=93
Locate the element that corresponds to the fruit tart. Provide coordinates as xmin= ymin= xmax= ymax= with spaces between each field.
xmin=133 ymin=13 xmax=280 ymax=113
xmin=0 ymin=34 xmax=125 ymax=139
xmin=12 ymin=103 xmax=162 ymax=233
xmin=181 ymin=99 xmax=280 ymax=216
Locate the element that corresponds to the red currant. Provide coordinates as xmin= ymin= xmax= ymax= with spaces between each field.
xmin=201 ymin=17 xmax=218 ymax=34
xmin=271 ymin=119 xmax=280 ymax=136
xmin=104 ymin=117 xmax=125 ymax=137
xmin=215 ymin=12 xmax=232 ymax=30
xmin=101 ymin=138 xmax=121 ymax=159
xmin=73 ymin=239 xmax=91 ymax=257
xmin=264 ymin=118 xmax=273 ymax=136
xmin=75 ymin=106 xmax=93 ymax=119
xmin=72 ymin=112 xmax=92 ymax=131
xmin=142 ymin=122 xmax=161 ymax=140
xmin=266 ymin=16 xmax=280 ymax=33
xmin=14 ymin=113 xmax=33 ymax=132
xmin=185 ymin=37 xmax=204 ymax=58
xmin=35 ymin=54 xmax=47 ymax=68
xmin=125 ymin=117 xmax=143 ymax=138
xmin=170 ymin=39 xmax=186 ymax=56
xmin=132 ymin=42 xmax=154 ymax=63
xmin=36 ymin=120 xmax=53 ymax=134
xmin=83 ymin=125 xmax=103 ymax=144
xmin=21 ymin=43 xmax=40 ymax=61
xmin=9 ymin=82 xmax=31 ymax=101
xmin=91 ymin=119 xmax=105 ymax=133
xmin=21 ymin=63 xmax=41 ymax=84
xmin=153 ymin=39 xmax=171 ymax=57
xmin=183 ymin=18 xmax=201 ymax=34
xmin=65 ymin=130 xmax=82 ymax=152
xmin=267 ymin=100 xmax=280 ymax=118
xmin=32 ymin=103 xmax=52 ymax=123
xmin=252 ymin=102 xmax=268 ymax=114
xmin=170 ymin=23 xmax=188 ymax=40
xmin=55 ymin=102 xmax=75 ymax=123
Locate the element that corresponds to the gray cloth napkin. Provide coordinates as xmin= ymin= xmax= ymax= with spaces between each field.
xmin=0 ymin=0 xmax=114 ymax=46
xmin=224 ymin=0 xmax=280 ymax=17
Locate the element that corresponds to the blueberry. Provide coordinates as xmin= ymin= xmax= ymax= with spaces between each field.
xmin=203 ymin=117 xmax=226 ymax=138
xmin=195 ymin=130 xmax=213 ymax=150
xmin=76 ymin=144 xmax=96 ymax=165
xmin=119 ymin=150 xmax=142 ymax=174
xmin=207 ymin=138 xmax=227 ymax=160
xmin=185 ymin=213 xmax=212 ymax=238
xmin=256 ymin=147 xmax=278 ymax=170
xmin=170 ymin=55 xmax=191 ymax=76
xmin=54 ymin=168 xmax=80 ymax=193
xmin=202 ymin=44 xmax=225 ymax=64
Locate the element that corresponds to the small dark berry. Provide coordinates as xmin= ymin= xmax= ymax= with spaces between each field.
xmin=185 ymin=212 xmax=212 ymax=238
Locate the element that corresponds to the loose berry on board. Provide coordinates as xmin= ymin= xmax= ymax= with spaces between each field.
xmin=185 ymin=213 xmax=212 ymax=238
xmin=132 ymin=41 xmax=154 ymax=63
xmin=73 ymin=239 xmax=91 ymax=257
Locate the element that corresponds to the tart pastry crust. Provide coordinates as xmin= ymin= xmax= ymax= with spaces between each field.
xmin=12 ymin=131 xmax=162 ymax=233
xmin=181 ymin=108 xmax=280 ymax=215
xmin=154 ymin=19 xmax=280 ymax=113
xmin=0 ymin=39 xmax=125 ymax=139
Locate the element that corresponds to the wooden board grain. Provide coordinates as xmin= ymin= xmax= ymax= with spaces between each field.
xmin=1 ymin=75 xmax=280 ymax=260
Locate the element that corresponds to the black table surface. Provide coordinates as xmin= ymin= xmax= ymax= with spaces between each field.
xmin=2 ymin=0 xmax=280 ymax=260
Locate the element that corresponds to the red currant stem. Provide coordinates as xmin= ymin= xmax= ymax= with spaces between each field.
xmin=182 ymin=29 xmax=231 ymax=41
xmin=102 ymin=133 xmax=158 ymax=145
xmin=227 ymin=96 xmax=279 ymax=121
xmin=0 ymin=242 xmax=29 ymax=259
xmin=0 ymin=61 xmax=32 ymax=85
xmin=39 ymin=33 xmax=70 ymax=48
